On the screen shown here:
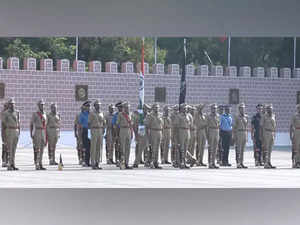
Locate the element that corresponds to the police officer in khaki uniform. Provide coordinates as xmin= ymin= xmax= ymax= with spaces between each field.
xmin=187 ymin=105 xmax=196 ymax=165
xmin=88 ymin=100 xmax=106 ymax=170
xmin=74 ymin=106 xmax=84 ymax=165
xmin=104 ymin=104 xmax=115 ymax=164
xmin=175 ymin=103 xmax=192 ymax=169
xmin=1 ymin=101 xmax=9 ymax=167
xmin=30 ymin=99 xmax=47 ymax=170
xmin=260 ymin=104 xmax=267 ymax=164
xmin=161 ymin=105 xmax=172 ymax=164
xmin=217 ymin=104 xmax=224 ymax=165
xmin=171 ymin=105 xmax=180 ymax=168
xmin=46 ymin=103 xmax=60 ymax=165
xmin=133 ymin=103 xmax=151 ymax=168
xmin=207 ymin=103 xmax=220 ymax=169
xmin=112 ymin=101 xmax=123 ymax=167
xmin=260 ymin=104 xmax=276 ymax=169
xmin=145 ymin=103 xmax=163 ymax=169
xmin=232 ymin=103 xmax=248 ymax=169
xmin=132 ymin=109 xmax=140 ymax=164
xmin=2 ymin=98 xmax=20 ymax=170
xmin=194 ymin=104 xmax=208 ymax=166
xmin=290 ymin=104 xmax=300 ymax=168
xmin=116 ymin=101 xmax=133 ymax=170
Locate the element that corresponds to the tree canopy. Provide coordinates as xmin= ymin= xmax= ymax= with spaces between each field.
xmin=0 ymin=37 xmax=297 ymax=70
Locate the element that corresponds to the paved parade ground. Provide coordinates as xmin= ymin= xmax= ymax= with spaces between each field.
xmin=0 ymin=142 xmax=298 ymax=188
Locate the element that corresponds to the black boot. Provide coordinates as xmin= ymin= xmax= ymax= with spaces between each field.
xmin=154 ymin=162 xmax=162 ymax=169
xmin=125 ymin=164 xmax=133 ymax=169
xmin=39 ymin=164 xmax=47 ymax=170
xmin=12 ymin=164 xmax=19 ymax=170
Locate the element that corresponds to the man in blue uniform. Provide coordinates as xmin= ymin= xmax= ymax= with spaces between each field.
xmin=112 ymin=101 xmax=123 ymax=167
xmin=79 ymin=100 xmax=91 ymax=167
xmin=219 ymin=105 xmax=233 ymax=166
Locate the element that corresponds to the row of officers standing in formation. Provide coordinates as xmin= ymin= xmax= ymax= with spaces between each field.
xmin=1 ymin=98 xmax=300 ymax=171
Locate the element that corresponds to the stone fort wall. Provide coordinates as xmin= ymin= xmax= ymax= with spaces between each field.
xmin=0 ymin=57 xmax=299 ymax=132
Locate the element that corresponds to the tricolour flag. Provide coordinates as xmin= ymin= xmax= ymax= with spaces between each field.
xmin=179 ymin=38 xmax=187 ymax=105
xmin=138 ymin=37 xmax=145 ymax=136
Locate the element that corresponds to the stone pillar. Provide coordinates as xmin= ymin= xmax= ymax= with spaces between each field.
xmin=0 ymin=57 xmax=3 ymax=69
xmin=185 ymin=64 xmax=195 ymax=75
xmin=266 ymin=67 xmax=278 ymax=78
xmin=121 ymin=62 xmax=134 ymax=73
xmin=211 ymin=65 xmax=223 ymax=76
xmin=279 ymin=68 xmax=291 ymax=78
xmin=88 ymin=61 xmax=101 ymax=72
xmin=196 ymin=65 xmax=209 ymax=76
xmin=73 ymin=60 xmax=86 ymax=72
xmin=7 ymin=57 xmax=19 ymax=70
xmin=137 ymin=62 xmax=149 ymax=74
xmin=225 ymin=66 xmax=237 ymax=77
xmin=253 ymin=67 xmax=265 ymax=78
xmin=57 ymin=59 xmax=70 ymax=72
xmin=106 ymin=61 xmax=118 ymax=73
xmin=40 ymin=59 xmax=53 ymax=71
xmin=23 ymin=57 xmax=37 ymax=71
xmin=152 ymin=63 xmax=164 ymax=74
xmin=293 ymin=68 xmax=300 ymax=78
xmin=167 ymin=64 xmax=180 ymax=75
xmin=239 ymin=66 xmax=251 ymax=77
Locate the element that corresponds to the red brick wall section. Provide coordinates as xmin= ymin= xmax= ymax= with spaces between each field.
xmin=0 ymin=69 xmax=299 ymax=132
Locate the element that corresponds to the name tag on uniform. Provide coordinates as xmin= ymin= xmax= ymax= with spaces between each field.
xmin=138 ymin=125 xmax=146 ymax=136
xmin=88 ymin=129 xmax=91 ymax=139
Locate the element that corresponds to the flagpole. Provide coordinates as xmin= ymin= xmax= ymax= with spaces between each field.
xmin=179 ymin=38 xmax=187 ymax=105
xmin=154 ymin=37 xmax=157 ymax=64
xmin=228 ymin=35 xmax=231 ymax=67
xmin=76 ymin=36 xmax=79 ymax=61
xmin=294 ymin=36 xmax=296 ymax=70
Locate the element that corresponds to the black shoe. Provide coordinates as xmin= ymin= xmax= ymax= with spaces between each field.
xmin=189 ymin=159 xmax=196 ymax=168
xmin=180 ymin=164 xmax=190 ymax=169
xmin=92 ymin=165 xmax=98 ymax=170
xmin=270 ymin=164 xmax=276 ymax=169
xmin=133 ymin=164 xmax=138 ymax=168
xmin=209 ymin=165 xmax=215 ymax=169
xmin=237 ymin=164 xmax=243 ymax=169
xmin=264 ymin=163 xmax=275 ymax=169
xmin=241 ymin=164 xmax=248 ymax=169
xmin=259 ymin=162 xmax=264 ymax=166
xmin=154 ymin=163 xmax=162 ymax=169
xmin=140 ymin=160 xmax=145 ymax=164
xmin=144 ymin=162 xmax=151 ymax=168
xmin=7 ymin=166 xmax=14 ymax=171
xmin=165 ymin=161 xmax=171 ymax=164
xmin=107 ymin=159 xmax=115 ymax=165
xmin=125 ymin=165 xmax=133 ymax=169
xmin=39 ymin=166 xmax=46 ymax=170
xmin=49 ymin=161 xmax=58 ymax=166
xmin=172 ymin=163 xmax=179 ymax=168
xmin=12 ymin=165 xmax=19 ymax=170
